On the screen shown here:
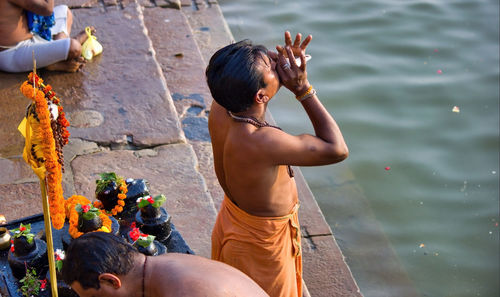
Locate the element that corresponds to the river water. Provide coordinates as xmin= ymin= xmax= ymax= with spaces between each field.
xmin=217 ymin=0 xmax=499 ymax=296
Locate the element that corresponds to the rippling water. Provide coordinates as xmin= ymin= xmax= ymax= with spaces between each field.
xmin=218 ymin=0 xmax=499 ymax=296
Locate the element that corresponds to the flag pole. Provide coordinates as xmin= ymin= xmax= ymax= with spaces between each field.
xmin=40 ymin=178 xmax=59 ymax=297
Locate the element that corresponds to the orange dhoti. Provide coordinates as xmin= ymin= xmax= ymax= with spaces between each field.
xmin=212 ymin=196 xmax=302 ymax=297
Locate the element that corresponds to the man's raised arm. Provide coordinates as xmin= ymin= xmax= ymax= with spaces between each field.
xmin=264 ymin=32 xmax=348 ymax=166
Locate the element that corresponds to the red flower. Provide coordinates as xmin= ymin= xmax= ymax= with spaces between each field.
xmin=40 ymin=279 xmax=47 ymax=290
xmin=19 ymin=226 xmax=26 ymax=232
xmin=56 ymin=255 xmax=61 ymax=261
xmin=82 ymin=204 xmax=91 ymax=213
xmin=10 ymin=245 xmax=14 ymax=252
xmin=147 ymin=197 xmax=155 ymax=204
xmin=129 ymin=227 xmax=141 ymax=242
xmin=130 ymin=222 xmax=136 ymax=228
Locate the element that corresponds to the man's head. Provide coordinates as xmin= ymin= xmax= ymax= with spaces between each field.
xmin=62 ymin=232 xmax=137 ymax=297
xmin=206 ymin=40 xmax=280 ymax=113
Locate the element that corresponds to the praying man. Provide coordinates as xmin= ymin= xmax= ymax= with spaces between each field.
xmin=207 ymin=31 xmax=349 ymax=297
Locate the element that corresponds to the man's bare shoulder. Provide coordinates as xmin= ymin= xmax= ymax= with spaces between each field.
xmin=152 ymin=254 xmax=268 ymax=297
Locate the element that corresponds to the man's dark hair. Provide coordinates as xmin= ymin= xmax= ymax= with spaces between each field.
xmin=61 ymin=232 xmax=137 ymax=289
xmin=206 ymin=40 xmax=268 ymax=113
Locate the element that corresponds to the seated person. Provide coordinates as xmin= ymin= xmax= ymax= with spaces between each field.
xmin=0 ymin=0 xmax=92 ymax=72
xmin=62 ymin=232 xmax=269 ymax=297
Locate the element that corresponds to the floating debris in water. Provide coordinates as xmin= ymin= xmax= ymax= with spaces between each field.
xmin=434 ymin=49 xmax=439 ymax=53
xmin=434 ymin=252 xmax=439 ymax=256
xmin=452 ymin=106 xmax=460 ymax=113
xmin=385 ymin=166 xmax=391 ymax=171
xmin=460 ymin=181 xmax=467 ymax=192
xmin=419 ymin=243 xmax=425 ymax=248
xmin=437 ymin=69 xmax=443 ymax=74
xmin=492 ymin=171 xmax=497 ymax=175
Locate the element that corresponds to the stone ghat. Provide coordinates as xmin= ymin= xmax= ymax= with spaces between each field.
xmin=0 ymin=1 xmax=361 ymax=296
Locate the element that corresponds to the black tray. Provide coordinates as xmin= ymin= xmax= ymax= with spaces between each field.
xmin=0 ymin=213 xmax=193 ymax=297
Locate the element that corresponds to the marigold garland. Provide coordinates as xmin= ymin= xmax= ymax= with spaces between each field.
xmin=68 ymin=205 xmax=111 ymax=239
xmin=94 ymin=178 xmax=128 ymax=216
xmin=20 ymin=73 xmax=67 ymax=229
xmin=64 ymin=195 xmax=91 ymax=219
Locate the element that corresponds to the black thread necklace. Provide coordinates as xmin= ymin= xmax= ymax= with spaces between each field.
xmin=227 ymin=111 xmax=294 ymax=178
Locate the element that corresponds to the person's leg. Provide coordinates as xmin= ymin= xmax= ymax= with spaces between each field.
xmin=45 ymin=38 xmax=85 ymax=72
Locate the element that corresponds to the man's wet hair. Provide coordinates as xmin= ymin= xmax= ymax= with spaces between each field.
xmin=61 ymin=232 xmax=137 ymax=289
xmin=206 ymin=40 xmax=268 ymax=113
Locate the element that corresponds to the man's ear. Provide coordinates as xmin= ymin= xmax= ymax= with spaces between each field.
xmin=254 ymin=89 xmax=270 ymax=104
xmin=98 ymin=273 xmax=121 ymax=289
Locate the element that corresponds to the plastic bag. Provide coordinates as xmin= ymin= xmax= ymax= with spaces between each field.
xmin=81 ymin=27 xmax=103 ymax=60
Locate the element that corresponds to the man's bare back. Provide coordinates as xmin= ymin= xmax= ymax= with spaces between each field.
xmin=209 ymin=101 xmax=299 ymax=217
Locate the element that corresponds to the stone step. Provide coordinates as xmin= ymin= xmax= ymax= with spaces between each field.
xmin=0 ymin=0 xmax=217 ymax=258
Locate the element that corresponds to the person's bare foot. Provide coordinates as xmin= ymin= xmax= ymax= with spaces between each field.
xmin=45 ymin=57 xmax=86 ymax=72
xmin=75 ymin=26 xmax=96 ymax=45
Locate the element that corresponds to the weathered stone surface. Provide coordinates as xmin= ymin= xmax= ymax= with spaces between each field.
xmin=55 ymin=0 xmax=99 ymax=8
xmin=190 ymin=141 xmax=224 ymax=208
xmin=295 ymin=169 xmax=335 ymax=236
xmin=43 ymin=4 xmax=184 ymax=147
xmin=0 ymin=73 xmax=32 ymax=159
xmin=142 ymin=7 xmax=213 ymax=114
xmin=321 ymin=172 xmax=419 ymax=297
xmin=62 ymin=138 xmax=104 ymax=196
xmin=301 ymin=235 xmax=362 ymax=297
xmin=0 ymin=157 xmax=37 ymax=185
xmin=182 ymin=3 xmax=234 ymax=64
xmin=182 ymin=117 xmax=209 ymax=141
xmin=0 ymin=183 xmax=43 ymax=221
xmin=67 ymin=109 xmax=104 ymax=128
xmin=71 ymin=143 xmax=217 ymax=257
xmin=156 ymin=0 xmax=181 ymax=9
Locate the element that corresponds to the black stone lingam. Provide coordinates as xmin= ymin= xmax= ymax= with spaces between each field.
xmin=78 ymin=215 xmax=102 ymax=233
xmin=120 ymin=179 xmax=150 ymax=221
xmin=95 ymin=175 xmax=150 ymax=221
xmin=7 ymin=237 xmax=48 ymax=280
xmin=135 ymin=205 xmax=172 ymax=244
xmin=135 ymin=240 xmax=166 ymax=256
xmin=96 ymin=180 xmax=120 ymax=213
xmin=61 ymin=214 xmax=120 ymax=250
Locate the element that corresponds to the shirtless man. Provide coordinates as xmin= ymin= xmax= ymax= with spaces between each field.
xmin=0 ymin=0 xmax=89 ymax=72
xmin=207 ymin=32 xmax=348 ymax=297
xmin=62 ymin=232 xmax=269 ymax=297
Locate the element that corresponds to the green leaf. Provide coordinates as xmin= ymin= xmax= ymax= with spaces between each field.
xmin=137 ymin=198 xmax=150 ymax=209
xmin=136 ymin=234 xmax=155 ymax=248
xmin=25 ymin=233 xmax=34 ymax=244
xmin=152 ymin=194 xmax=166 ymax=208
xmin=56 ymin=260 xmax=63 ymax=272
xmin=96 ymin=172 xmax=120 ymax=194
